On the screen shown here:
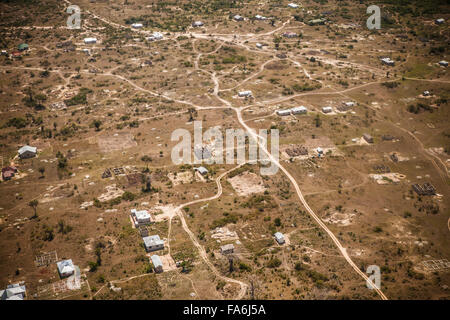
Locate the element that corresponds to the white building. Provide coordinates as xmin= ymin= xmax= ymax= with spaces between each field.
xmin=381 ymin=57 xmax=395 ymax=66
xmin=288 ymin=3 xmax=299 ymax=8
xmin=238 ymin=90 xmax=252 ymax=97
xmin=131 ymin=209 xmax=152 ymax=227
xmin=423 ymin=91 xmax=430 ymax=96
xmin=322 ymin=106 xmax=333 ymax=113
xmin=439 ymin=60 xmax=448 ymax=67
xmin=343 ymin=101 xmax=356 ymax=107
xmin=151 ymin=255 xmax=163 ymax=273
xmin=131 ymin=23 xmax=143 ymax=29
xmin=1 ymin=283 xmax=26 ymax=300
xmin=435 ymin=18 xmax=445 ymax=25
xmin=274 ymin=232 xmax=285 ymax=244
xmin=195 ymin=166 xmax=208 ymax=175
xmin=256 ymin=43 xmax=263 ymax=49
xmin=18 ymin=145 xmax=37 ymax=159
xmin=57 ymin=259 xmax=75 ymax=278
xmin=83 ymin=37 xmax=97 ymax=44
xmin=255 ymin=15 xmax=267 ymax=20
xmin=220 ymin=243 xmax=235 ymax=254
xmin=276 ymin=109 xmax=291 ymax=116
xmin=143 ymin=235 xmax=164 ymax=252
xmin=233 ymin=15 xmax=244 ymax=21
xmin=291 ymin=106 xmax=307 ymax=115
xmin=192 ymin=21 xmax=204 ymax=27
xmin=152 ymin=32 xmax=163 ymax=40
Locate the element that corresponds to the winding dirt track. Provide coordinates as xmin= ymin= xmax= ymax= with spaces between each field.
xmin=173 ymin=164 xmax=249 ymax=300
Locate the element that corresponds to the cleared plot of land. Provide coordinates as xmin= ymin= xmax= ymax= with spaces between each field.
xmin=97 ymin=133 xmax=137 ymax=153
xmin=227 ymin=171 xmax=266 ymax=196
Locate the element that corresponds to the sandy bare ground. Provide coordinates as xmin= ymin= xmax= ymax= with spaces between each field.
xmin=210 ymin=226 xmax=239 ymax=241
xmin=369 ymin=173 xmax=406 ymax=185
xmin=97 ymin=133 xmax=137 ymax=153
xmin=227 ymin=171 xmax=266 ymax=196
xmin=322 ymin=211 xmax=356 ymax=226
xmin=97 ymin=184 xmax=124 ymax=202
xmin=167 ymin=171 xmax=193 ymax=186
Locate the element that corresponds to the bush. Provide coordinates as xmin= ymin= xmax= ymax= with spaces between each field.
xmin=267 ymin=258 xmax=282 ymax=268
xmin=122 ymin=191 xmax=136 ymax=201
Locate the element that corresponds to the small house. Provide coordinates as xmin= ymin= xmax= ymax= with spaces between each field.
xmin=282 ymin=31 xmax=298 ymax=38
xmin=2 ymin=166 xmax=17 ymax=181
xmin=256 ymin=43 xmax=263 ymax=49
xmin=131 ymin=23 xmax=143 ymax=29
xmin=238 ymin=90 xmax=252 ymax=97
xmin=316 ymin=147 xmax=324 ymax=156
xmin=151 ymin=255 xmax=163 ymax=273
xmin=84 ymin=37 xmax=97 ymax=44
xmin=291 ymin=106 xmax=307 ymax=115
xmin=57 ymin=259 xmax=75 ymax=278
xmin=274 ymin=232 xmax=285 ymax=244
xmin=220 ymin=244 xmax=235 ymax=254
xmin=152 ymin=32 xmax=163 ymax=40
xmin=233 ymin=15 xmax=244 ymax=21
xmin=381 ymin=57 xmax=395 ymax=66
xmin=18 ymin=43 xmax=29 ymax=51
xmin=0 ymin=50 xmax=7 ymax=55
xmin=192 ymin=21 xmax=204 ymax=27
xmin=195 ymin=166 xmax=208 ymax=175
xmin=288 ymin=3 xmax=299 ymax=8
xmin=1 ymin=283 xmax=26 ymax=300
xmin=322 ymin=106 xmax=333 ymax=113
xmin=363 ymin=134 xmax=374 ymax=144
xmin=439 ymin=60 xmax=448 ymax=67
xmin=255 ymin=15 xmax=267 ymax=20
xmin=435 ymin=18 xmax=445 ymax=25
xmin=143 ymin=235 xmax=164 ymax=252
xmin=18 ymin=145 xmax=37 ymax=159
xmin=423 ymin=91 xmax=430 ymax=96
xmin=343 ymin=101 xmax=356 ymax=107
xmin=276 ymin=109 xmax=291 ymax=116
xmin=308 ymin=18 xmax=326 ymax=26
xmin=131 ymin=209 xmax=152 ymax=227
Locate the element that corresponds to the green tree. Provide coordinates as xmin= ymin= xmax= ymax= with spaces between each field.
xmin=28 ymin=199 xmax=38 ymax=218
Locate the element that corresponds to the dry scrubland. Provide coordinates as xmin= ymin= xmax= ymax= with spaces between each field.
xmin=0 ymin=0 xmax=449 ymax=300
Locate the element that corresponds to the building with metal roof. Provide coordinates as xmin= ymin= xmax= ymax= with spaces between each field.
xmin=192 ymin=21 xmax=204 ymax=27
xmin=276 ymin=109 xmax=291 ymax=116
xmin=57 ymin=259 xmax=75 ymax=278
xmin=18 ymin=145 xmax=37 ymax=159
xmin=84 ymin=37 xmax=97 ymax=44
xmin=131 ymin=23 xmax=143 ymax=29
xmin=143 ymin=235 xmax=164 ymax=252
xmin=1 ymin=283 xmax=26 ymax=300
xmin=322 ymin=106 xmax=333 ymax=113
xmin=291 ymin=106 xmax=307 ymax=115
xmin=238 ymin=90 xmax=252 ymax=97
xmin=274 ymin=232 xmax=285 ymax=244
xmin=195 ymin=166 xmax=208 ymax=175
xmin=18 ymin=43 xmax=29 ymax=51
xmin=151 ymin=255 xmax=163 ymax=273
